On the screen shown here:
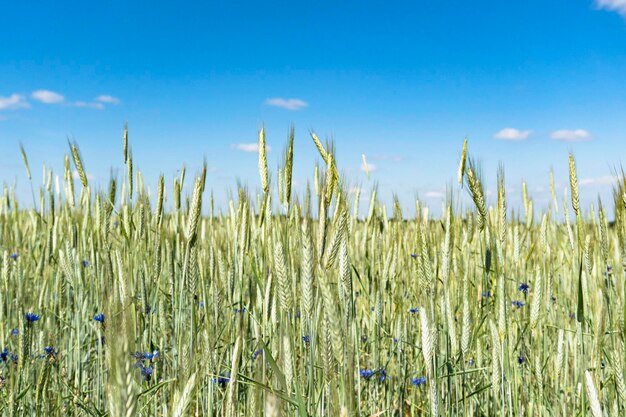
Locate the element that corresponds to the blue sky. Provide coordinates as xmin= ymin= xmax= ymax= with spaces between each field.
xmin=1 ymin=0 xmax=625 ymax=217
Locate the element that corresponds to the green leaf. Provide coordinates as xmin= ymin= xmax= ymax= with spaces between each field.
xmin=577 ymin=260 xmax=584 ymax=324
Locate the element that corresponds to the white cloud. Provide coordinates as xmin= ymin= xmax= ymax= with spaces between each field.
xmin=3 ymin=91 xmax=118 ymax=111
xmin=72 ymin=170 xmax=95 ymax=181
xmin=425 ymin=191 xmax=445 ymax=199
xmin=73 ymin=101 xmax=105 ymax=109
xmin=551 ymin=129 xmax=591 ymax=142
xmin=493 ymin=128 xmax=532 ymax=141
xmin=0 ymin=94 xmax=30 ymax=110
xmin=232 ymin=143 xmax=271 ymax=152
xmin=32 ymin=90 xmax=65 ymax=104
xmin=596 ymin=0 xmax=626 ymax=16
xmin=31 ymin=90 xmax=117 ymax=109
xmin=579 ymin=175 xmax=617 ymax=187
xmin=265 ymin=97 xmax=308 ymax=110
xmin=361 ymin=162 xmax=377 ymax=173
xmin=95 ymin=95 xmax=120 ymax=105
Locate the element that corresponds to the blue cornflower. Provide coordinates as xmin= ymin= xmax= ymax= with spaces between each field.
xmin=393 ymin=337 xmax=398 ymax=343
xmin=0 ymin=349 xmax=17 ymax=364
xmin=468 ymin=358 xmax=475 ymax=366
xmin=518 ymin=354 xmax=525 ymax=365
xmin=10 ymin=329 xmax=18 ymax=337
xmin=482 ymin=291 xmax=491 ymax=298
xmin=94 ymin=313 xmax=105 ymax=323
xmin=360 ymin=369 xmax=374 ymax=379
xmin=133 ymin=350 xmax=159 ymax=364
xmin=25 ymin=312 xmax=40 ymax=323
xmin=199 ymin=301 xmax=204 ymax=308
xmin=511 ymin=300 xmax=525 ymax=308
xmin=234 ymin=307 xmax=246 ymax=314
xmin=410 ymin=253 xmax=417 ymax=259
xmin=302 ymin=335 xmax=310 ymax=344
xmin=379 ymin=369 xmax=387 ymax=382
xmin=252 ymin=349 xmax=263 ymax=360
xmin=132 ymin=351 xmax=144 ymax=366
xmin=213 ymin=372 xmax=230 ymax=387
xmin=143 ymin=351 xmax=159 ymax=361
xmin=140 ymin=365 xmax=153 ymax=381
xmin=40 ymin=347 xmax=57 ymax=359
xmin=412 ymin=376 xmax=427 ymax=386
xmin=9 ymin=253 xmax=18 ymax=260
xmin=518 ymin=283 xmax=529 ymax=295
xmin=81 ymin=260 xmax=91 ymax=268
xmin=408 ymin=307 xmax=420 ymax=314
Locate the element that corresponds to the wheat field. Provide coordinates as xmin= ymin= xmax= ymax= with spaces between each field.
xmin=0 ymin=126 xmax=624 ymax=417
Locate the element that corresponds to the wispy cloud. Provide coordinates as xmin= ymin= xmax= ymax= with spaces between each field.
xmin=32 ymin=90 xmax=65 ymax=104
xmin=493 ymin=128 xmax=532 ymax=141
xmin=424 ymin=191 xmax=445 ymax=199
xmin=0 ymin=94 xmax=30 ymax=110
xmin=551 ymin=129 xmax=591 ymax=142
xmin=232 ymin=143 xmax=271 ymax=153
xmin=579 ymin=175 xmax=618 ymax=187
xmin=95 ymin=95 xmax=120 ymax=105
xmin=72 ymin=170 xmax=96 ymax=181
xmin=371 ymin=154 xmax=404 ymax=162
xmin=265 ymin=97 xmax=308 ymax=110
xmin=72 ymin=101 xmax=105 ymax=109
xmin=596 ymin=0 xmax=626 ymax=16
xmin=31 ymin=90 xmax=118 ymax=109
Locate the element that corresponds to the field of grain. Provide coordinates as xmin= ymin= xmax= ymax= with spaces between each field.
xmin=0 ymin=127 xmax=624 ymax=416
